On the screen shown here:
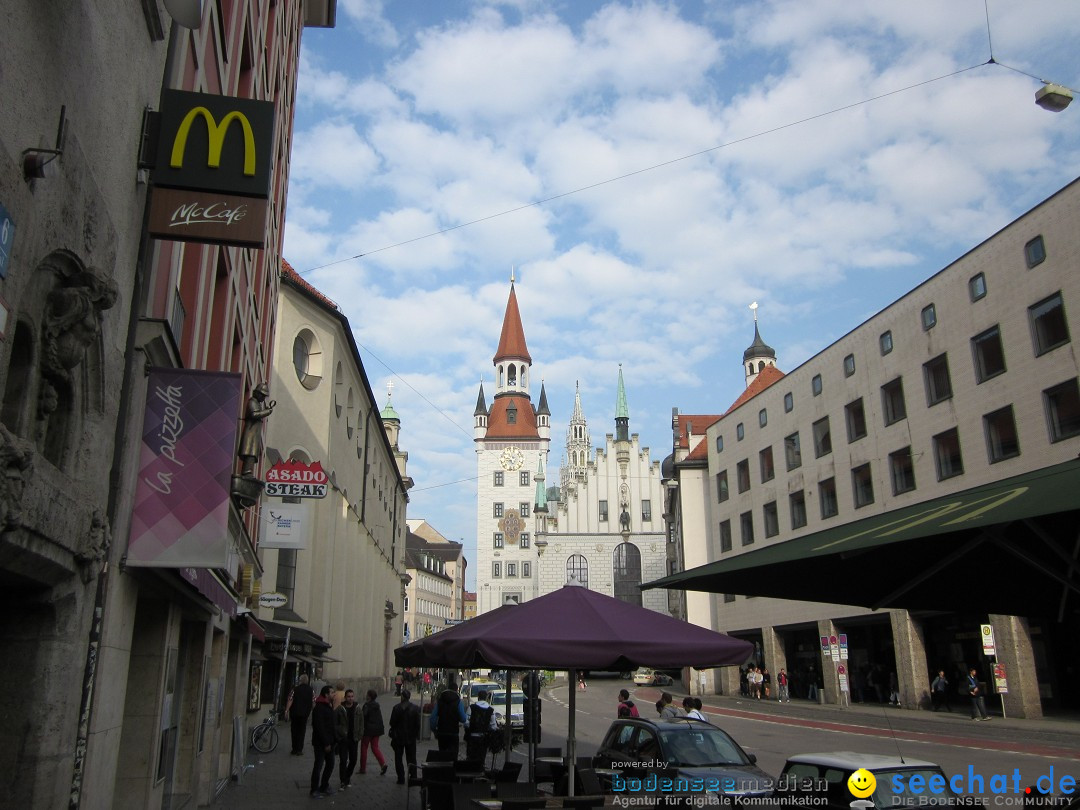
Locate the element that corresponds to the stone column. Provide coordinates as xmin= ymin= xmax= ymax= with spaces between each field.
xmin=988 ymin=614 xmax=1042 ymax=719
xmin=816 ymin=619 xmax=837 ymax=705
xmin=716 ymin=664 xmax=740 ymax=696
xmin=761 ymin=625 xmax=786 ymax=700
xmin=889 ymin=609 xmax=929 ymax=710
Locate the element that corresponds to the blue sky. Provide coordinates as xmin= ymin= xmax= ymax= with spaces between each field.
xmin=283 ymin=0 xmax=1080 ymax=590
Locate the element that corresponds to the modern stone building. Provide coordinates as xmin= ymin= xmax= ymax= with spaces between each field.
xmin=256 ymin=262 xmax=409 ymax=702
xmin=660 ymin=177 xmax=1080 ymax=718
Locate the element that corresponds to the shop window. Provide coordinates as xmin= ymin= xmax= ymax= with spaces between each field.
xmin=819 ymin=478 xmax=838 ymax=519
xmin=812 ymin=417 xmax=832 ymax=458
xmin=933 ymin=428 xmax=964 ymax=480
xmin=1044 ymin=378 xmax=1080 ymax=442
xmin=889 ymin=447 xmax=916 ymax=495
xmin=763 ymin=501 xmax=779 ymax=538
xmin=845 ymin=398 xmax=866 ymax=442
xmin=852 ymin=463 xmax=875 ymax=508
xmin=789 ymin=491 xmax=807 ymax=529
xmin=740 ymin=511 xmax=754 ymax=546
xmin=882 ymin=377 xmax=907 ymax=425
xmin=737 ymin=459 xmax=751 ymax=493
xmin=719 ymin=520 xmax=732 ymax=553
xmin=716 ymin=470 xmax=729 ymax=503
xmin=972 ymin=326 xmax=1006 ymax=383
xmin=924 ymin=354 xmax=953 ymax=406
xmin=1029 ymin=293 xmax=1070 ymax=356
xmin=759 ymin=446 xmax=775 ymax=483
xmin=785 ymin=432 xmax=802 ymax=470
xmin=984 ymin=406 xmax=1020 ymax=463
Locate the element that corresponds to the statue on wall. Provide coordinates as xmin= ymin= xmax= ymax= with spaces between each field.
xmin=238 ymin=383 xmax=275 ymax=478
xmin=42 ymin=270 xmax=118 ymax=382
xmin=0 ymin=422 xmax=35 ymax=530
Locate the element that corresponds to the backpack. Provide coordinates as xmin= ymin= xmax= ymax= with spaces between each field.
xmin=468 ymin=704 xmax=494 ymax=735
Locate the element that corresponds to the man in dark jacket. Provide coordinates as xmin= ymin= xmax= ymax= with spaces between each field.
xmin=335 ymin=688 xmax=364 ymax=789
xmin=389 ymin=689 xmax=422 ymax=784
xmin=310 ymin=685 xmax=337 ymax=797
xmin=617 ymin=689 xmax=640 ymax=718
xmin=285 ymin=673 xmax=314 ymax=755
xmin=429 ymin=678 xmax=467 ymax=757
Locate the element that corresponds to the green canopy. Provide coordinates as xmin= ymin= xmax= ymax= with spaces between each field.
xmin=644 ymin=459 xmax=1080 ymax=618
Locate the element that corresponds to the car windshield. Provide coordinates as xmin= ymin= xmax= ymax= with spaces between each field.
xmin=872 ymin=769 xmax=956 ymax=809
xmin=490 ymin=692 xmax=525 ymax=708
xmin=658 ymin=727 xmax=749 ymax=767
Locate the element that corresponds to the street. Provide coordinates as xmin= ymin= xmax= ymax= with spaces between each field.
xmin=533 ymin=675 xmax=1080 ymax=791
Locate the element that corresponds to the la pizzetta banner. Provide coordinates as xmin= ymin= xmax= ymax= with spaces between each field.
xmin=127 ymin=368 xmax=242 ymax=567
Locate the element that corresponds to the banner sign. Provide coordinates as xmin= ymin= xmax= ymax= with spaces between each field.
xmin=127 ymin=368 xmax=242 ymax=567
xmin=259 ymin=502 xmax=309 ymax=550
xmin=838 ymin=633 xmax=848 ymax=660
xmin=147 ymin=186 xmax=269 ymax=248
xmin=265 ymin=459 xmax=329 ymax=498
xmin=152 ymin=90 xmax=275 ymax=198
xmin=993 ymin=662 xmax=1008 ymax=694
xmin=981 ymin=624 xmax=997 ymax=657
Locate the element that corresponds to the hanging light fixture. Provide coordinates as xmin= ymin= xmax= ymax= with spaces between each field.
xmin=1035 ymin=83 xmax=1074 ymax=112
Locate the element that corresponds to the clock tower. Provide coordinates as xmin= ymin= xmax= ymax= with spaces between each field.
xmin=475 ymin=281 xmax=549 ymax=613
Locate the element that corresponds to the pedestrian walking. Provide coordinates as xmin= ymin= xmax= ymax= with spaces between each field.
xmin=310 ymin=685 xmax=337 ymax=798
xmin=429 ymin=677 xmax=467 ymax=758
xmin=777 ymin=668 xmax=790 ymax=702
xmin=334 ymin=688 xmax=364 ymax=789
xmin=966 ymin=668 xmax=990 ymax=721
xmin=465 ymin=689 xmax=497 ymax=763
xmin=285 ymin=673 xmax=314 ymax=756
xmin=578 ymin=673 xmax=587 ymax=691
xmin=617 ymin=689 xmax=640 ymax=718
xmin=389 ymin=689 xmax=421 ymax=784
xmin=930 ymin=670 xmax=951 ymax=712
xmin=360 ymin=689 xmax=389 ymax=775
xmin=659 ymin=691 xmax=680 ymax=719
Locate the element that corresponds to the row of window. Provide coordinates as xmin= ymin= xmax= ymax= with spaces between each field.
xmin=493 ymin=502 xmax=532 ymax=518
xmin=717 ymin=380 xmax=1080 ymax=552
xmin=718 ymin=376 xmax=1080 ymax=506
xmin=491 ymin=561 xmax=532 ymax=578
xmin=492 ymin=532 xmax=531 ymax=548
xmin=597 ymin=500 xmax=653 ymax=522
xmin=716 ymin=284 xmax=1069 ymax=454
xmin=493 ymin=471 xmax=531 ymax=487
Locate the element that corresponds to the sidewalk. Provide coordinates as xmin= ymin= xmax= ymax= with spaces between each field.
xmin=220 ymin=693 xmax=429 ymax=809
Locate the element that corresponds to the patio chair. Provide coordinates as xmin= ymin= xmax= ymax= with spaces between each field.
xmin=532 ymin=747 xmax=562 ymax=785
xmin=486 ymin=760 xmax=524 ymax=783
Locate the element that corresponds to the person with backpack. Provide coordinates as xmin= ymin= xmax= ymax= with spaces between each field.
xmin=617 ymin=688 xmax=640 ymax=718
xmin=429 ymin=677 xmax=468 ymax=757
xmin=465 ymin=689 xmax=497 ymax=762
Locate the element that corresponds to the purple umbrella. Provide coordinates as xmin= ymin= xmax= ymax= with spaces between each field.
xmin=395 ymin=584 xmax=752 ymax=794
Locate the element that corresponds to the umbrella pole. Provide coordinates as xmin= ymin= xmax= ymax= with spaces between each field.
xmin=567 ymin=669 xmax=577 ymax=797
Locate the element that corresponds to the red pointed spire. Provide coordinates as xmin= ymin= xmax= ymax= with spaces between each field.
xmin=493 ymin=283 xmax=532 ymax=365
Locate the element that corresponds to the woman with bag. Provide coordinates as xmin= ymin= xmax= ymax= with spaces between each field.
xmin=360 ymin=689 xmax=390 ymax=774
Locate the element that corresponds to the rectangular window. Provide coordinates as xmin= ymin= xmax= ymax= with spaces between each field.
xmin=737 ymin=459 xmax=751 ymax=493
xmin=924 ymin=354 xmax=953 ymax=406
xmin=984 ymin=405 xmax=1020 ymax=462
xmin=1044 ymin=379 xmax=1080 ymax=442
xmin=843 ymin=354 xmax=855 ymax=377
xmin=507 ymin=563 xmax=517 ymax=577
xmin=784 ymin=432 xmax=802 ymax=470
xmin=789 ymin=491 xmax=807 ymax=529
xmin=719 ymin=520 xmax=732 ymax=553
xmin=933 ymin=428 xmax=964 ymax=481
xmin=812 ymin=374 xmax=823 ymax=396
xmin=494 ymin=471 xmax=504 ymax=487
xmin=493 ymin=532 xmax=504 ymax=549
xmin=493 ymin=562 xmax=501 ymax=578
xmin=519 ymin=471 xmax=531 ymax=487
xmin=740 ymin=511 xmax=754 ymax=546
xmin=784 ymin=392 xmax=794 ymax=412
xmin=599 ymin=500 xmax=608 ymax=522
xmin=520 ymin=502 xmax=530 ymax=518
xmin=812 ymin=416 xmax=832 ymax=458
xmin=520 ymin=533 xmax=530 ymax=548
xmin=819 ymin=478 xmax=838 ymax=519
xmin=889 ymin=447 xmax=917 ymax=495
xmin=1025 ymin=235 xmax=1046 ymax=268
xmin=845 ymin=398 xmax=867 ymax=442
xmin=759 ymin=446 xmax=775 ymax=483
xmin=493 ymin=502 xmax=504 ymax=518
xmin=969 ymin=272 xmax=987 ymax=301
xmin=972 ymin=326 xmax=1006 ymax=383
xmin=716 ymin=470 xmax=729 ymax=502
xmin=763 ymin=501 xmax=779 ymax=538
xmin=852 ymin=463 xmax=874 ymax=508
xmin=880 ymin=330 xmax=893 ymax=355
xmin=921 ymin=303 xmax=937 ymax=330
xmin=759 ymin=408 xmax=768 ymax=428
xmin=641 ymin=500 xmax=652 ymax=521
xmin=1029 ymin=293 xmax=1070 ymax=356
xmin=522 ymin=562 xmax=531 ymax=578
xmin=736 ymin=423 xmax=745 ymax=441
xmin=881 ymin=377 xmax=907 ymax=425
xmin=716 ymin=435 xmax=724 ymax=453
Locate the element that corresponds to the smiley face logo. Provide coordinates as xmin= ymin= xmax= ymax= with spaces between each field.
xmin=848 ymin=769 xmax=877 ymax=799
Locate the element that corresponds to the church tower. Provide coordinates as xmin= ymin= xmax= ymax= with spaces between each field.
xmin=474 ymin=281 xmax=549 ymax=613
xmin=562 ymin=381 xmax=591 ymax=489
xmin=743 ymin=302 xmax=777 ymax=387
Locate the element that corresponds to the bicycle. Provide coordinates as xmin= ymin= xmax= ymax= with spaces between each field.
xmin=250 ymin=713 xmax=279 ymax=753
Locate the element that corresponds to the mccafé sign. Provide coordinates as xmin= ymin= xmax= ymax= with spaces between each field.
xmin=148 ymin=90 xmax=275 ymax=247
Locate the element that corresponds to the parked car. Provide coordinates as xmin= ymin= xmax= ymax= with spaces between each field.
xmin=593 ymin=717 xmax=773 ymax=800
xmin=777 ymin=752 xmax=958 ymax=809
xmin=632 ymin=667 xmax=673 ymax=686
xmin=488 ymin=689 xmax=527 ymax=730
xmin=462 ymin=679 xmax=499 ymax=704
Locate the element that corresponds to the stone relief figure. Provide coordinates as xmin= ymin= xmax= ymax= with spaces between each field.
xmin=0 ymin=422 xmax=35 ymax=530
xmin=42 ymin=270 xmax=118 ymax=383
xmin=238 ymin=383 xmax=275 ymax=477
xmin=75 ymin=509 xmax=111 ymax=583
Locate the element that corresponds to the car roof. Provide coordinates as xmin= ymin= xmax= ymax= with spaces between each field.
xmin=784 ymin=752 xmax=940 ymax=770
xmin=611 ymin=717 xmax=717 ymax=731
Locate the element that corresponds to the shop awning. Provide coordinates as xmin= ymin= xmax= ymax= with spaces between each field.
xmin=259 ymin=620 xmax=331 ymax=657
xmin=644 ymin=459 xmax=1080 ymax=618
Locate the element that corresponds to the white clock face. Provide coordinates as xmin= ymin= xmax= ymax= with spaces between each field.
xmin=500 ymin=445 xmax=525 ymax=471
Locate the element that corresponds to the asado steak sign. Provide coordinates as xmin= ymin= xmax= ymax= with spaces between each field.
xmin=265 ymin=459 xmax=328 ymax=498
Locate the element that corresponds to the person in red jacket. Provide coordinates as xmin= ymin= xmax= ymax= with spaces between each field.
xmin=617 ymin=689 xmax=640 ymax=718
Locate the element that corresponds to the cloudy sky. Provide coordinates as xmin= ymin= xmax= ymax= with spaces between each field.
xmin=283 ymin=0 xmax=1080 ymax=589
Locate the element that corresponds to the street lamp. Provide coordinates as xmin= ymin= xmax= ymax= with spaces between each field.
xmin=1035 ymin=83 xmax=1074 ymax=112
